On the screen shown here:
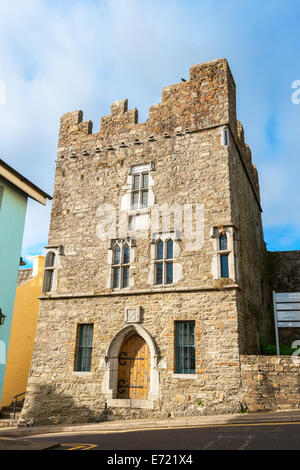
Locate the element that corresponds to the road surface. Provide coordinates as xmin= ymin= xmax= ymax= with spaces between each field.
xmin=22 ymin=421 xmax=300 ymax=450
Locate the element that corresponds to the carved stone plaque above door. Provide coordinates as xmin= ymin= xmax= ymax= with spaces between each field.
xmin=124 ymin=306 xmax=142 ymax=323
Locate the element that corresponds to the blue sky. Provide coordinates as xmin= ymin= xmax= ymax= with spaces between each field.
xmin=0 ymin=0 xmax=300 ymax=267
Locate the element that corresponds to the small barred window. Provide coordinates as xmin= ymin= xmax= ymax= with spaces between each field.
xmin=75 ymin=324 xmax=94 ymax=372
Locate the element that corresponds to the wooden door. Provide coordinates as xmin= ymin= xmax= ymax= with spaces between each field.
xmin=117 ymin=334 xmax=150 ymax=400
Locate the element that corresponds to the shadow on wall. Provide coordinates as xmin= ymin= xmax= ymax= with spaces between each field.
xmin=19 ymin=385 xmax=114 ymax=427
xmin=18 ymin=383 xmax=245 ymax=427
xmin=19 ymin=384 xmax=164 ymax=427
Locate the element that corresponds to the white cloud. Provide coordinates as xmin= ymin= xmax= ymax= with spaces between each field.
xmin=0 ymin=0 xmax=299 ymax=255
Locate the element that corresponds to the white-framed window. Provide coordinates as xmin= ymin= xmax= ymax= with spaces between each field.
xmin=131 ymin=170 xmax=150 ymax=210
xmin=219 ymin=232 xmax=229 ymax=278
xmin=111 ymin=239 xmax=131 ymax=289
xmin=120 ymin=163 xmax=155 ymax=236
xmin=154 ymin=239 xmax=174 ymax=285
xmin=42 ymin=251 xmax=56 ymax=292
xmin=74 ymin=323 xmax=94 ymax=372
xmin=42 ymin=245 xmax=63 ymax=293
xmin=149 ymin=231 xmax=182 ymax=287
xmin=210 ymin=226 xmax=237 ymax=281
xmin=175 ymin=321 xmax=196 ymax=374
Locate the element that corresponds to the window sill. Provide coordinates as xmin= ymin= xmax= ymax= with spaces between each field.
xmin=112 ymin=287 xmax=131 ymax=292
xmin=72 ymin=371 xmax=93 ymax=376
xmin=127 ymin=207 xmax=151 ymax=216
xmin=153 ymin=283 xmax=175 ymax=288
xmin=172 ymin=374 xmax=198 ymax=379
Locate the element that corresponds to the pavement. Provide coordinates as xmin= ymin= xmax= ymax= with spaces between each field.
xmin=0 ymin=437 xmax=60 ymax=451
xmin=1 ymin=408 xmax=300 ymax=450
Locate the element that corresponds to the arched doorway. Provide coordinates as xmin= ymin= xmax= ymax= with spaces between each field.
xmin=117 ymin=333 xmax=150 ymax=400
xmin=102 ymin=324 xmax=160 ymax=407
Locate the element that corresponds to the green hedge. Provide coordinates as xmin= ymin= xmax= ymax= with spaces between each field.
xmin=260 ymin=337 xmax=298 ymax=356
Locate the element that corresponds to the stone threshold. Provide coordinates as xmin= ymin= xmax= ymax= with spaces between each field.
xmin=107 ymin=399 xmax=154 ymax=410
xmin=39 ymin=284 xmax=240 ymax=300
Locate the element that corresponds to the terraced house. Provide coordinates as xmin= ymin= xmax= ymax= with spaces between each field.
xmin=0 ymin=160 xmax=51 ymax=408
xmin=20 ymin=58 xmax=280 ymax=425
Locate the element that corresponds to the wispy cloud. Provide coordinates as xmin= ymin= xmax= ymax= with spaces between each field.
xmin=0 ymin=0 xmax=299 ymax=256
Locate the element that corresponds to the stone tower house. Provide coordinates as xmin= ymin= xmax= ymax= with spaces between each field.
xmin=20 ymin=58 xmax=274 ymax=425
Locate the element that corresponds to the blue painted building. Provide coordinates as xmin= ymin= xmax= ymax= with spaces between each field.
xmin=0 ymin=159 xmax=51 ymax=404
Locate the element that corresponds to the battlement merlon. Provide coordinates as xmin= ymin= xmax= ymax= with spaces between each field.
xmin=58 ymin=58 xmax=238 ymax=145
xmin=100 ymin=99 xmax=138 ymax=138
xmin=58 ymin=110 xmax=93 ymax=147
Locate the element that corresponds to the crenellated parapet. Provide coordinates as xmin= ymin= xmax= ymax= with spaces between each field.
xmin=58 ymin=58 xmax=237 ymax=147
xmin=56 ymin=58 xmax=261 ymax=210
xmin=56 ymin=58 xmax=260 ymax=206
xmin=148 ymin=58 xmax=237 ymax=135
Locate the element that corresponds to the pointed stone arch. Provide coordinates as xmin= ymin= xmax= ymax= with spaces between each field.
xmin=101 ymin=324 xmax=160 ymax=408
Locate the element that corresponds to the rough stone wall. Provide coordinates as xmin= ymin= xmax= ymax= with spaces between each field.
xmin=227 ymin=119 xmax=274 ymax=354
xmin=21 ymin=291 xmax=242 ymax=425
xmin=47 ymin=61 xmax=241 ymax=296
xmin=20 ymin=58 xmax=273 ymax=425
xmin=268 ymin=251 xmax=300 ymax=347
xmin=58 ymin=58 xmax=237 ymax=148
xmin=241 ymin=355 xmax=300 ymax=412
xmin=49 ymin=126 xmax=234 ymax=295
xmin=269 ymin=251 xmax=300 ymax=292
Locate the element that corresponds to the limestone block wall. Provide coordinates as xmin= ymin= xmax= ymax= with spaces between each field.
xmin=49 ymin=126 xmax=234 ymax=297
xmin=241 ymin=355 xmax=300 ymax=412
xmin=20 ymin=289 xmax=243 ymax=425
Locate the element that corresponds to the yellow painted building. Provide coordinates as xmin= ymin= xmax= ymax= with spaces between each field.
xmin=0 ymin=256 xmax=45 ymax=408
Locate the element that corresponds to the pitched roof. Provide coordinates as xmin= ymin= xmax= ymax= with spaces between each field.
xmin=0 ymin=159 xmax=52 ymax=205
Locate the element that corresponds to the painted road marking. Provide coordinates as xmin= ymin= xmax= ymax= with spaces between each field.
xmin=60 ymin=443 xmax=98 ymax=450
xmin=201 ymin=441 xmax=215 ymax=450
xmin=238 ymin=436 xmax=254 ymax=450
